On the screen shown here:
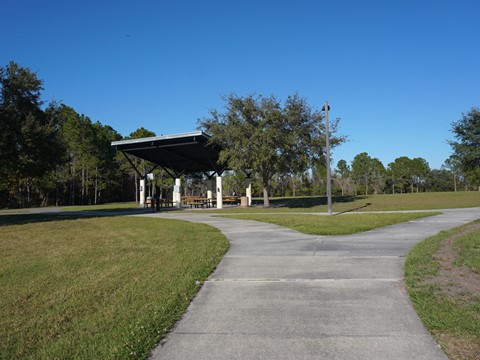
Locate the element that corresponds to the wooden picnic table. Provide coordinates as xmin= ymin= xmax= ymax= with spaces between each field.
xmin=182 ymin=195 xmax=240 ymax=208
xmin=182 ymin=196 xmax=210 ymax=208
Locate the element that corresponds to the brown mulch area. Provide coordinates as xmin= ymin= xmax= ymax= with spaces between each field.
xmin=426 ymin=223 xmax=480 ymax=360
xmin=431 ymin=223 xmax=480 ymax=298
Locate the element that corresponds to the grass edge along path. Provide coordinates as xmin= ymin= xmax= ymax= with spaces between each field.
xmin=404 ymin=220 xmax=480 ymax=359
xmin=215 ymin=212 xmax=441 ymax=236
xmin=0 ymin=215 xmax=229 ymax=360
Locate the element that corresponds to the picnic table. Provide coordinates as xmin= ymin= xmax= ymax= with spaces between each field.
xmin=182 ymin=196 xmax=240 ymax=208
xmin=182 ymin=196 xmax=210 ymax=208
xmin=145 ymin=197 xmax=174 ymax=211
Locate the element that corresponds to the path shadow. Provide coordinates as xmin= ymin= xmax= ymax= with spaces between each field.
xmin=333 ymin=203 xmax=372 ymax=215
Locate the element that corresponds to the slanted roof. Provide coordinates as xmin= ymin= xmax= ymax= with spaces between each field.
xmin=111 ymin=131 xmax=225 ymax=176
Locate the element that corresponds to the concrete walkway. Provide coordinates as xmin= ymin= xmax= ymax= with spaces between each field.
xmin=144 ymin=208 xmax=480 ymax=360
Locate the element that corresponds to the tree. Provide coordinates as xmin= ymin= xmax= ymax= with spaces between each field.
xmin=127 ymin=127 xmax=157 ymax=203
xmin=199 ymin=94 xmax=344 ymax=207
xmin=370 ymin=158 xmax=387 ymax=194
xmin=0 ymin=61 xmax=63 ymax=206
xmin=334 ymin=159 xmax=354 ymax=196
xmin=57 ymin=104 xmax=124 ymax=205
xmin=428 ymin=169 xmax=455 ymax=192
xmin=449 ymin=107 xmax=480 ymax=189
xmin=388 ymin=156 xmax=430 ymax=193
xmin=388 ymin=156 xmax=411 ymax=194
xmin=443 ymin=155 xmax=462 ymax=192
xmin=351 ymin=153 xmax=385 ymax=195
xmin=449 ymin=108 xmax=480 ymax=171
xmin=410 ymin=157 xmax=430 ymax=193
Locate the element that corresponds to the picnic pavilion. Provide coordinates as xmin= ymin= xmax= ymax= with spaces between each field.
xmin=111 ymin=131 xmax=252 ymax=209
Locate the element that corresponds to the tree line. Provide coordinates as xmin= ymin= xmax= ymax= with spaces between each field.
xmin=0 ymin=61 xmax=145 ymax=208
xmin=1 ymin=61 xmax=478 ymax=208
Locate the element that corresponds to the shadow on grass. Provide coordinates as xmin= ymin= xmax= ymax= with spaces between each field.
xmin=0 ymin=207 xmax=166 ymax=226
xmin=252 ymin=195 xmax=368 ymax=209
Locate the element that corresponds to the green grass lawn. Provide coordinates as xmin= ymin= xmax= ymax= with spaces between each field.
xmin=0 ymin=215 xmax=229 ymax=359
xmin=2 ymin=192 xmax=479 ymax=359
xmin=206 ymin=191 xmax=480 ymax=213
xmin=405 ymin=221 xmax=480 ymax=358
xmin=215 ymin=212 xmax=440 ymax=235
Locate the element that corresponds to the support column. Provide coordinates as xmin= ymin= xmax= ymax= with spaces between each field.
xmin=140 ymin=179 xmax=146 ymax=207
xmin=173 ymin=178 xmax=181 ymax=208
xmin=246 ymin=178 xmax=252 ymax=206
xmin=216 ymin=176 xmax=223 ymax=209
xmin=206 ymin=179 xmax=213 ymax=203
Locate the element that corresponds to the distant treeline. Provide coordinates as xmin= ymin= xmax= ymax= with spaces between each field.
xmin=1 ymin=61 xmax=478 ymax=208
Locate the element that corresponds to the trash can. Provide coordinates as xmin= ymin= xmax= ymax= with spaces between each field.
xmin=146 ymin=197 xmax=153 ymax=208
xmin=240 ymin=196 xmax=248 ymax=207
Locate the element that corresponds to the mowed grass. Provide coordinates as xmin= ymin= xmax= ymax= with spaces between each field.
xmin=405 ymin=221 xmax=480 ymax=358
xmin=0 ymin=215 xmax=229 ymax=359
xmin=61 ymin=202 xmax=139 ymax=212
xmin=208 ymin=191 xmax=480 ymax=213
xmin=215 ymin=212 xmax=440 ymax=235
xmin=453 ymin=230 xmax=480 ymax=271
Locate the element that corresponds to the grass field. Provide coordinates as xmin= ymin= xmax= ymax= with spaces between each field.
xmin=405 ymin=221 xmax=480 ymax=359
xmin=207 ymin=191 xmax=480 ymax=213
xmin=2 ymin=191 xmax=479 ymax=359
xmin=0 ymin=215 xmax=229 ymax=359
xmin=215 ymin=212 xmax=440 ymax=235
xmin=60 ymin=202 xmax=139 ymax=212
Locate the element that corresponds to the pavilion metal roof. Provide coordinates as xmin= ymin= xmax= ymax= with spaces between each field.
xmin=111 ymin=131 xmax=226 ymax=176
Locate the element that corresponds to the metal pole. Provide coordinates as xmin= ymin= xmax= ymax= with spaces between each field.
xmin=324 ymin=101 xmax=333 ymax=215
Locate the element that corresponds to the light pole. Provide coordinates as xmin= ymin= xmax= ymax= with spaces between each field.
xmin=322 ymin=101 xmax=333 ymax=215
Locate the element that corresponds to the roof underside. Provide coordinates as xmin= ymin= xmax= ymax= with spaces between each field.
xmin=111 ymin=131 xmax=225 ymax=175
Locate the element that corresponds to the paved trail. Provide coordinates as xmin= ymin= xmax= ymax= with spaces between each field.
xmin=143 ymin=208 xmax=480 ymax=360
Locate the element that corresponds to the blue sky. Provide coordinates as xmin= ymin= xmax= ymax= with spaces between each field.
xmin=2 ymin=0 xmax=479 ymax=169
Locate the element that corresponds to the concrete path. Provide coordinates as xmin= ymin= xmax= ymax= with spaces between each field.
xmin=145 ymin=208 xmax=480 ymax=360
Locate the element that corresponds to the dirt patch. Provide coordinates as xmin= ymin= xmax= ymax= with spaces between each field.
xmin=425 ymin=223 xmax=480 ymax=359
xmin=428 ymin=223 xmax=480 ymax=299
xmin=433 ymin=332 xmax=480 ymax=360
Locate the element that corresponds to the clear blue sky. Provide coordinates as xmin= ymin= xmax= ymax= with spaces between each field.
xmin=2 ymin=0 xmax=479 ymax=169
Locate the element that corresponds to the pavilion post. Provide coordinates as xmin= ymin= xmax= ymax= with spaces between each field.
xmin=246 ymin=178 xmax=252 ymax=206
xmin=216 ymin=176 xmax=223 ymax=209
xmin=206 ymin=179 xmax=213 ymax=203
xmin=139 ymin=179 xmax=146 ymax=207
xmin=173 ymin=178 xmax=182 ymax=208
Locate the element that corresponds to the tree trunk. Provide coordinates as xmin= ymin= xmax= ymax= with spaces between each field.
xmin=134 ymin=172 xmax=138 ymax=203
xmin=81 ymin=165 xmax=85 ymax=205
xmin=453 ymin=174 xmax=457 ymax=192
xmin=86 ymin=169 xmax=89 ymax=205
xmin=263 ymin=186 xmax=270 ymax=207
xmin=94 ymin=167 xmax=98 ymax=205
xmin=26 ymin=182 xmax=31 ymax=206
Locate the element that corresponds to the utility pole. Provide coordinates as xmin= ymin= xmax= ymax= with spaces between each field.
xmin=323 ymin=101 xmax=333 ymax=215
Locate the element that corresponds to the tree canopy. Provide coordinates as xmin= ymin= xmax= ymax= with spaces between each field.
xmin=0 ymin=61 xmax=64 ymax=205
xmin=449 ymin=108 xmax=480 ymax=188
xmin=198 ymin=94 xmax=345 ymax=206
xmin=1 ymin=60 xmax=476 ymax=208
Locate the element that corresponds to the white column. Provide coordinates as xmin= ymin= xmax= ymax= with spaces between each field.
xmin=216 ymin=176 xmax=223 ymax=209
xmin=206 ymin=179 xmax=213 ymax=208
xmin=246 ymin=178 xmax=252 ymax=206
xmin=140 ymin=179 xmax=146 ymax=207
xmin=173 ymin=178 xmax=181 ymax=208
xmin=206 ymin=179 xmax=213 ymax=200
